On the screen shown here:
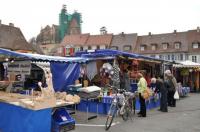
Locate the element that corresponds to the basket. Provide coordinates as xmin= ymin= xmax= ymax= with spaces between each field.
xmin=51 ymin=108 xmax=75 ymax=132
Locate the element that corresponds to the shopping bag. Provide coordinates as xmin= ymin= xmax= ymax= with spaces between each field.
xmin=142 ymin=88 xmax=151 ymax=100
xmin=174 ymin=90 xmax=179 ymax=100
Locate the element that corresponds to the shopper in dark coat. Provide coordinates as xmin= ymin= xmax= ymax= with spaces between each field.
xmin=165 ymin=70 xmax=177 ymax=107
xmin=151 ymin=77 xmax=168 ymax=112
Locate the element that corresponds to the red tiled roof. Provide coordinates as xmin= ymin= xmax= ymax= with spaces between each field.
xmin=61 ymin=34 xmax=89 ymax=46
xmin=86 ymin=34 xmax=113 ymax=46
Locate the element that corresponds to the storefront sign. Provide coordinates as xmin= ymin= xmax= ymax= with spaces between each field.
xmin=7 ymin=61 xmax=31 ymax=75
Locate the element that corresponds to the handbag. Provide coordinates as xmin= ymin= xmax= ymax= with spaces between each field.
xmin=142 ymin=88 xmax=151 ymax=99
xmin=174 ymin=90 xmax=179 ymax=100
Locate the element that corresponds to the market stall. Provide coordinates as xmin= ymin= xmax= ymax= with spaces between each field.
xmin=74 ymin=49 xmax=163 ymax=114
xmin=0 ymin=48 xmax=85 ymax=132
xmin=173 ymin=60 xmax=200 ymax=93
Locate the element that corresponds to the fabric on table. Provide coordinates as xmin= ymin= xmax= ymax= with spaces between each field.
xmin=0 ymin=102 xmax=51 ymax=132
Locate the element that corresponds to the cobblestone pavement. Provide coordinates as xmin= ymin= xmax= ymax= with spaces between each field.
xmin=72 ymin=93 xmax=200 ymax=132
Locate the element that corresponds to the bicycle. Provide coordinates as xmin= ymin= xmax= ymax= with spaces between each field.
xmin=105 ymin=87 xmax=135 ymax=131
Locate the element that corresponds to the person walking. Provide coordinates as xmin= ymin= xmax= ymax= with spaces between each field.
xmin=151 ymin=77 xmax=168 ymax=112
xmin=137 ymin=73 xmax=147 ymax=117
xmin=165 ymin=70 xmax=177 ymax=107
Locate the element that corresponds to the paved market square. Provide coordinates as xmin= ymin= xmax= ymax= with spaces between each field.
xmin=72 ymin=93 xmax=200 ymax=132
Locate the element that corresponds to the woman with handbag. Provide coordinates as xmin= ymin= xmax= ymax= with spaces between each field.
xmin=137 ymin=73 xmax=147 ymax=117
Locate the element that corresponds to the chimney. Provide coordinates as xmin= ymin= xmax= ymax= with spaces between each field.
xmin=148 ymin=32 xmax=152 ymax=36
xmin=100 ymin=26 xmax=107 ymax=35
xmin=9 ymin=23 xmax=14 ymax=27
xmin=174 ymin=30 xmax=177 ymax=35
xmin=197 ymin=27 xmax=200 ymax=32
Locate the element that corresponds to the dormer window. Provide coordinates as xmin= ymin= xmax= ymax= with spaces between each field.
xmin=140 ymin=45 xmax=146 ymax=51
xmin=162 ymin=43 xmax=169 ymax=50
xmin=123 ymin=45 xmax=132 ymax=51
xmin=192 ymin=42 xmax=199 ymax=49
xmin=151 ymin=43 xmax=157 ymax=51
xmin=110 ymin=46 xmax=118 ymax=50
xmin=174 ymin=42 xmax=181 ymax=49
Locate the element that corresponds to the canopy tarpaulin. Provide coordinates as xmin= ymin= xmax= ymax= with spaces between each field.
xmin=173 ymin=60 xmax=200 ymax=68
xmin=50 ymin=63 xmax=80 ymax=92
xmin=75 ymin=49 xmax=163 ymax=62
xmin=0 ymin=48 xmax=86 ymax=63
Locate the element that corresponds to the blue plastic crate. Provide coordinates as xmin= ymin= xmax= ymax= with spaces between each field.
xmin=52 ymin=108 xmax=75 ymax=132
xmin=102 ymin=96 xmax=113 ymax=104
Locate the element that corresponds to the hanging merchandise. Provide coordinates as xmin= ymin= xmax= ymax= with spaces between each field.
xmin=86 ymin=61 xmax=97 ymax=81
xmin=180 ymin=68 xmax=189 ymax=76
xmin=102 ymin=63 xmax=113 ymax=73
xmin=112 ymin=60 xmax=120 ymax=88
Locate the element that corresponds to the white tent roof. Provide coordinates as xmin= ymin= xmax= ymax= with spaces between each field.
xmin=173 ymin=60 xmax=200 ymax=68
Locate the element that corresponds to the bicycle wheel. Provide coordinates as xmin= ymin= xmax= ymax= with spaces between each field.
xmin=105 ymin=104 xmax=117 ymax=130
xmin=122 ymin=105 xmax=131 ymax=121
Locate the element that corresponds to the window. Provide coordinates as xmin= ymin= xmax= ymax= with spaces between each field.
xmin=150 ymin=55 xmax=156 ymax=58
xmin=110 ymin=46 xmax=118 ymax=50
xmin=57 ymin=47 xmax=62 ymax=53
xmin=123 ymin=45 xmax=132 ymax=51
xmin=180 ymin=54 xmax=183 ymax=61
xmin=185 ymin=54 xmax=189 ymax=60
xmin=162 ymin=43 xmax=168 ymax=50
xmin=164 ymin=55 xmax=168 ymax=60
xmin=88 ymin=46 xmax=91 ymax=50
xmin=192 ymin=56 xmax=197 ymax=62
xmin=167 ymin=55 xmax=170 ymax=60
xmin=83 ymin=46 xmax=88 ymax=50
xmin=80 ymin=46 xmax=83 ymax=51
xmin=65 ymin=48 xmax=70 ymax=56
xmin=171 ymin=54 xmax=175 ymax=61
xmin=97 ymin=45 xmax=100 ymax=49
xmin=174 ymin=42 xmax=181 ymax=49
xmin=159 ymin=55 xmax=163 ymax=59
xmin=74 ymin=47 xmax=80 ymax=53
xmin=100 ymin=45 xmax=106 ymax=49
xmin=192 ymin=43 xmax=199 ymax=49
xmin=151 ymin=45 xmax=156 ymax=50
xmin=151 ymin=44 xmax=157 ymax=51
xmin=91 ymin=46 xmax=97 ymax=50
xmin=140 ymin=45 xmax=146 ymax=51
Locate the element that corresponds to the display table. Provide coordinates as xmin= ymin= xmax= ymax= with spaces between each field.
xmin=178 ymin=87 xmax=190 ymax=97
xmin=0 ymin=102 xmax=52 ymax=132
xmin=77 ymin=95 xmax=160 ymax=115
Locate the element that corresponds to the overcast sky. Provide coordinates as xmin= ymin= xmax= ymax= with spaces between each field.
xmin=0 ymin=0 xmax=200 ymax=40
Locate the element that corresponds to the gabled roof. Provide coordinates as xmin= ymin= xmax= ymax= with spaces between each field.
xmin=136 ymin=31 xmax=188 ymax=54
xmin=61 ymin=34 xmax=89 ymax=46
xmin=86 ymin=34 xmax=113 ymax=46
xmin=0 ymin=24 xmax=36 ymax=52
xmin=111 ymin=33 xmax=138 ymax=51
